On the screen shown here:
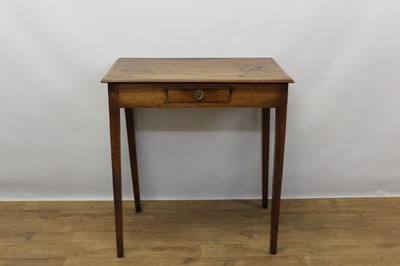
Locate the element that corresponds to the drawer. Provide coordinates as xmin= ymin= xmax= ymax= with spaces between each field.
xmin=167 ymin=86 xmax=231 ymax=103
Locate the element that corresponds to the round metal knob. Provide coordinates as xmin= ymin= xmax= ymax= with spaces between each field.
xmin=194 ymin=89 xmax=204 ymax=101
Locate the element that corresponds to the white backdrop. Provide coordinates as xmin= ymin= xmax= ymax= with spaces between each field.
xmin=1 ymin=1 xmax=399 ymax=200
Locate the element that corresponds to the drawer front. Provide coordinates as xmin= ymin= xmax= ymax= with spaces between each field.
xmin=167 ymin=86 xmax=231 ymax=103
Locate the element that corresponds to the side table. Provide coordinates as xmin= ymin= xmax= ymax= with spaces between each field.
xmin=101 ymin=58 xmax=294 ymax=257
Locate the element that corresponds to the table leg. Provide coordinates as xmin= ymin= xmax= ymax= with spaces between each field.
xmin=125 ymin=108 xmax=142 ymax=213
xmin=269 ymin=86 xmax=288 ymax=255
xmin=262 ymin=108 xmax=270 ymax=209
xmin=108 ymin=85 xmax=124 ymax=258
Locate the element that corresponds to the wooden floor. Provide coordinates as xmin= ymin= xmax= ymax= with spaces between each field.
xmin=0 ymin=198 xmax=399 ymax=266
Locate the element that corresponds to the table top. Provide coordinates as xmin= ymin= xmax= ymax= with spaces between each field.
xmin=101 ymin=58 xmax=294 ymax=84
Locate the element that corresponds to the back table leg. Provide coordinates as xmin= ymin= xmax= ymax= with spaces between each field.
xmin=125 ymin=108 xmax=142 ymax=213
xmin=262 ymin=108 xmax=270 ymax=209
xmin=108 ymin=85 xmax=124 ymax=258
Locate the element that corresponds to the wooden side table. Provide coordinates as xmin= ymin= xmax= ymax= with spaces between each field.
xmin=101 ymin=58 xmax=294 ymax=257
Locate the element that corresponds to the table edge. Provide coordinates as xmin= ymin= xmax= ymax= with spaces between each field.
xmin=101 ymin=79 xmax=295 ymax=84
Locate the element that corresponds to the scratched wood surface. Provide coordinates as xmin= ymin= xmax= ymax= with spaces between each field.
xmin=101 ymin=58 xmax=294 ymax=83
xmin=0 ymin=198 xmax=399 ymax=265
xmin=117 ymin=83 xmax=281 ymax=108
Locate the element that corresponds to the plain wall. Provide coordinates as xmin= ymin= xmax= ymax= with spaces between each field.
xmin=1 ymin=0 xmax=399 ymax=200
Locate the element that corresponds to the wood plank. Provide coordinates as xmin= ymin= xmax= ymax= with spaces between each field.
xmin=198 ymin=256 xmax=308 ymax=266
xmin=65 ymin=256 xmax=308 ymax=266
xmin=64 ymin=257 xmax=202 ymax=266
xmin=305 ymin=255 xmax=400 ymax=266
xmin=101 ymin=58 xmax=294 ymax=83
xmin=0 ymin=232 xmax=72 ymax=246
xmin=24 ymin=201 xmax=114 ymax=211
xmin=280 ymin=240 xmax=400 ymax=256
xmin=0 ymin=258 xmax=65 ymax=266
xmin=0 ymin=202 xmax=26 ymax=211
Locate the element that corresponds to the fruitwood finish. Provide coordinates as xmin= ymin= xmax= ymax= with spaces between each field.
xmin=102 ymin=58 xmax=294 ymax=257
xmin=1 ymin=199 xmax=400 ymax=265
xmin=101 ymin=58 xmax=293 ymax=83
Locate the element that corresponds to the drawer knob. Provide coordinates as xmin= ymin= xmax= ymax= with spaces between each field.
xmin=194 ymin=89 xmax=204 ymax=101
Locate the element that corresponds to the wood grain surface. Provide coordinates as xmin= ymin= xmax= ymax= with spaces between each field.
xmin=167 ymin=87 xmax=231 ymax=103
xmin=102 ymin=58 xmax=294 ymax=257
xmin=101 ymin=58 xmax=294 ymax=83
xmin=262 ymin=108 xmax=270 ymax=209
xmin=107 ymin=84 xmax=123 ymax=257
xmin=117 ymin=83 xmax=280 ymax=108
xmin=0 ymin=198 xmax=399 ymax=265
xmin=124 ymin=108 xmax=141 ymax=213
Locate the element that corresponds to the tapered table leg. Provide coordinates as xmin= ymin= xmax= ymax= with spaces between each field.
xmin=262 ymin=108 xmax=270 ymax=209
xmin=125 ymin=108 xmax=142 ymax=213
xmin=269 ymin=86 xmax=288 ymax=255
xmin=108 ymin=84 xmax=124 ymax=258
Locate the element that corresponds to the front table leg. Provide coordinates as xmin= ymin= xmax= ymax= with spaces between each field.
xmin=108 ymin=85 xmax=124 ymax=258
xmin=269 ymin=86 xmax=288 ymax=255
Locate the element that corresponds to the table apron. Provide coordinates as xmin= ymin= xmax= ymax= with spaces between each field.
xmin=115 ymin=83 xmax=283 ymax=108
